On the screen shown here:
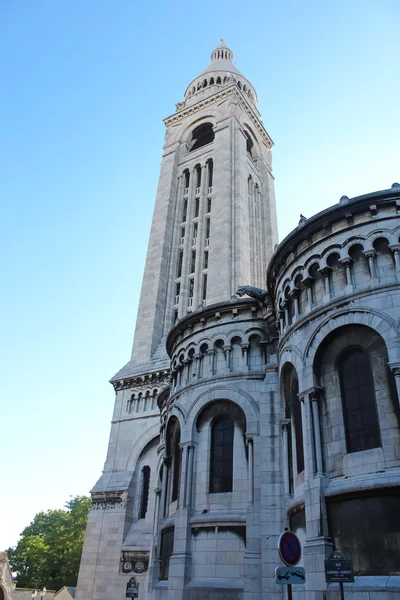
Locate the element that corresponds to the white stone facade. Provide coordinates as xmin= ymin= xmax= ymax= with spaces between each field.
xmin=76 ymin=40 xmax=400 ymax=600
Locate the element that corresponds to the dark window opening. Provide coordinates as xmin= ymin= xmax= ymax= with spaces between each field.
xmin=293 ymin=396 xmax=304 ymax=473
xmin=191 ymin=251 xmax=196 ymax=273
xmin=177 ymin=250 xmax=183 ymax=278
xmin=195 ymin=164 xmax=201 ymax=188
xmin=160 ymin=528 xmax=174 ymax=580
xmin=202 ymin=274 xmax=207 ymax=301
xmin=207 ymin=197 xmax=212 ymax=213
xmin=190 ymin=123 xmax=215 ymax=151
xmin=209 ymin=77 xmax=214 ymax=85
xmin=193 ymin=222 xmax=198 ymax=241
xmin=195 ymin=197 xmax=200 ymax=218
xmin=173 ymin=309 xmax=178 ymax=324
xmin=184 ymin=169 xmax=190 ymax=189
xmin=207 ymin=159 xmax=213 ymax=187
xmin=182 ymin=199 xmax=187 ymax=222
xmin=339 ymin=349 xmax=380 ymax=453
xmin=205 ymin=218 xmax=210 ymax=239
xmin=216 ymin=76 xmax=221 ymax=84
xmin=245 ymin=132 xmax=254 ymax=157
xmin=139 ymin=466 xmax=150 ymax=519
xmin=209 ymin=416 xmax=234 ymax=493
xmin=171 ymin=432 xmax=181 ymax=502
xmin=327 ymin=489 xmax=400 ymax=575
xmin=204 ymin=251 xmax=209 ymax=269
xmin=175 ymin=282 xmax=180 ymax=297
xmin=189 ymin=278 xmax=194 ymax=299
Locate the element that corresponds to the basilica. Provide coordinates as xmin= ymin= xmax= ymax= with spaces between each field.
xmin=75 ymin=41 xmax=400 ymax=600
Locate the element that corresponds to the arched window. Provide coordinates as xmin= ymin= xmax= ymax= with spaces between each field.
xmin=190 ymin=122 xmax=215 ymax=151
xmin=139 ymin=466 xmax=150 ymax=519
xmin=209 ymin=416 xmax=234 ymax=493
xmin=207 ymin=158 xmax=213 ymax=188
xmin=171 ymin=429 xmax=181 ymax=502
xmin=339 ymin=349 xmax=380 ymax=453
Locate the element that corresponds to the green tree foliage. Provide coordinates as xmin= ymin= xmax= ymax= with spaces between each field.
xmin=7 ymin=495 xmax=91 ymax=590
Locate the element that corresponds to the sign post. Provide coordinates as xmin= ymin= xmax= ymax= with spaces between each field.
xmin=324 ymin=550 xmax=354 ymax=600
xmin=126 ymin=577 xmax=139 ymax=599
xmin=276 ymin=530 xmax=305 ymax=599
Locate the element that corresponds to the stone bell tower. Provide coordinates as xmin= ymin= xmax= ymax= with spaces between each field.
xmin=76 ymin=40 xmax=278 ymax=600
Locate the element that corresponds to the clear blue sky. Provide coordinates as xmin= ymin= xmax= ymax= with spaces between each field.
xmin=1 ymin=0 xmax=399 ymax=550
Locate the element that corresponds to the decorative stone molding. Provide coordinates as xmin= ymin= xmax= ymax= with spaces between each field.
xmin=120 ymin=551 xmax=149 ymax=574
xmin=164 ymin=86 xmax=273 ymax=149
xmin=112 ymin=370 xmax=170 ymax=391
xmin=91 ymin=491 xmax=128 ymax=511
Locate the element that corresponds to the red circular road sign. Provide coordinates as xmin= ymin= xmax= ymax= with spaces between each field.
xmin=278 ymin=530 xmax=302 ymax=566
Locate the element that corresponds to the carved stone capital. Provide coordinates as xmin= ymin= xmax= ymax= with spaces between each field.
xmin=91 ymin=491 xmax=128 ymax=511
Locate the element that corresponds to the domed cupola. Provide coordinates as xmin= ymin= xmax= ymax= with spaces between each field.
xmin=184 ymin=40 xmax=258 ymax=106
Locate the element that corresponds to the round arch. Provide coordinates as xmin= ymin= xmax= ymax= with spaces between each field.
xmin=304 ymin=307 xmax=399 ymax=367
xmin=186 ymin=385 xmax=259 ymax=440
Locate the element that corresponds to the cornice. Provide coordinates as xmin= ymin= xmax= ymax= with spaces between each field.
xmin=112 ymin=369 xmax=170 ymax=392
xmin=163 ymin=86 xmax=273 ymax=149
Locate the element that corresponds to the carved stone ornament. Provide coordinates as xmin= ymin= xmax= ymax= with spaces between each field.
xmin=112 ymin=370 xmax=170 ymax=392
xmin=120 ymin=551 xmax=150 ymax=574
xmin=91 ymin=491 xmax=128 ymax=511
xmin=236 ymin=285 xmax=274 ymax=319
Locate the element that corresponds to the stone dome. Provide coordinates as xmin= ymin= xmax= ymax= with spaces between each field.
xmin=184 ymin=40 xmax=258 ymax=106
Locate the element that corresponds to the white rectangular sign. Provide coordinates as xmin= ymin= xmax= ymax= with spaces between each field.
xmin=275 ymin=566 xmax=306 ymax=585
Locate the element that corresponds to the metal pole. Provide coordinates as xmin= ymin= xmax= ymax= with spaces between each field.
xmin=339 ymin=582 xmax=344 ymax=600
xmin=287 ymin=583 xmax=292 ymax=600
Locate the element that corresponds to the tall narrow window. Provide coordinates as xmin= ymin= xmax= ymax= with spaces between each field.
xmin=173 ymin=309 xmax=178 ymax=324
xmin=205 ymin=218 xmax=210 ymax=243
xmin=293 ymin=396 xmax=304 ymax=474
xmin=207 ymin=159 xmax=213 ymax=188
xmin=184 ymin=169 xmax=190 ymax=189
xmin=177 ymin=250 xmax=183 ymax=277
xmin=195 ymin=164 xmax=201 ymax=188
xmin=191 ymin=251 xmax=196 ymax=273
xmin=160 ymin=528 xmax=174 ymax=580
xmin=175 ymin=282 xmax=180 ymax=305
xmin=202 ymin=274 xmax=207 ymax=301
xmin=204 ymin=251 xmax=209 ymax=269
xmin=207 ymin=197 xmax=212 ymax=213
xmin=180 ymin=226 xmax=185 ymax=245
xmin=209 ymin=416 xmax=234 ymax=493
xmin=182 ymin=199 xmax=187 ymax=222
xmin=188 ymin=278 xmax=194 ymax=299
xmin=171 ymin=432 xmax=181 ymax=502
xmin=192 ymin=222 xmax=198 ymax=245
xmin=139 ymin=466 xmax=150 ymax=519
xmin=195 ymin=197 xmax=200 ymax=217
xmin=339 ymin=349 xmax=380 ymax=453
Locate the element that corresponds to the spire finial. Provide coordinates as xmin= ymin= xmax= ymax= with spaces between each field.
xmin=211 ymin=40 xmax=233 ymax=63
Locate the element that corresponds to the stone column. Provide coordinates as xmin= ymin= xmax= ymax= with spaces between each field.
xmin=283 ymin=301 xmax=289 ymax=327
xmin=299 ymin=393 xmax=310 ymax=480
xmin=153 ymin=488 xmax=161 ymax=535
xmin=160 ymin=457 xmax=170 ymax=519
xmin=340 ymin=257 xmax=353 ymax=287
xmin=224 ymin=344 xmax=232 ymax=371
xmin=364 ymin=249 xmax=377 ymax=278
xmin=195 ymin=354 xmax=202 ymax=378
xmin=390 ymin=244 xmax=400 ymax=275
xmin=319 ymin=266 xmax=332 ymax=299
xmin=247 ymin=437 xmax=254 ymax=504
xmin=281 ymin=421 xmax=291 ymax=495
xmin=290 ymin=288 xmax=300 ymax=320
xmin=242 ymin=343 xmax=249 ymax=370
xmin=302 ymin=275 xmax=313 ymax=310
xmin=207 ymin=349 xmax=215 ymax=375
xmin=389 ymin=363 xmax=400 ymax=407
xmin=310 ymin=389 xmax=324 ymax=476
xmin=185 ymin=445 xmax=195 ymax=508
